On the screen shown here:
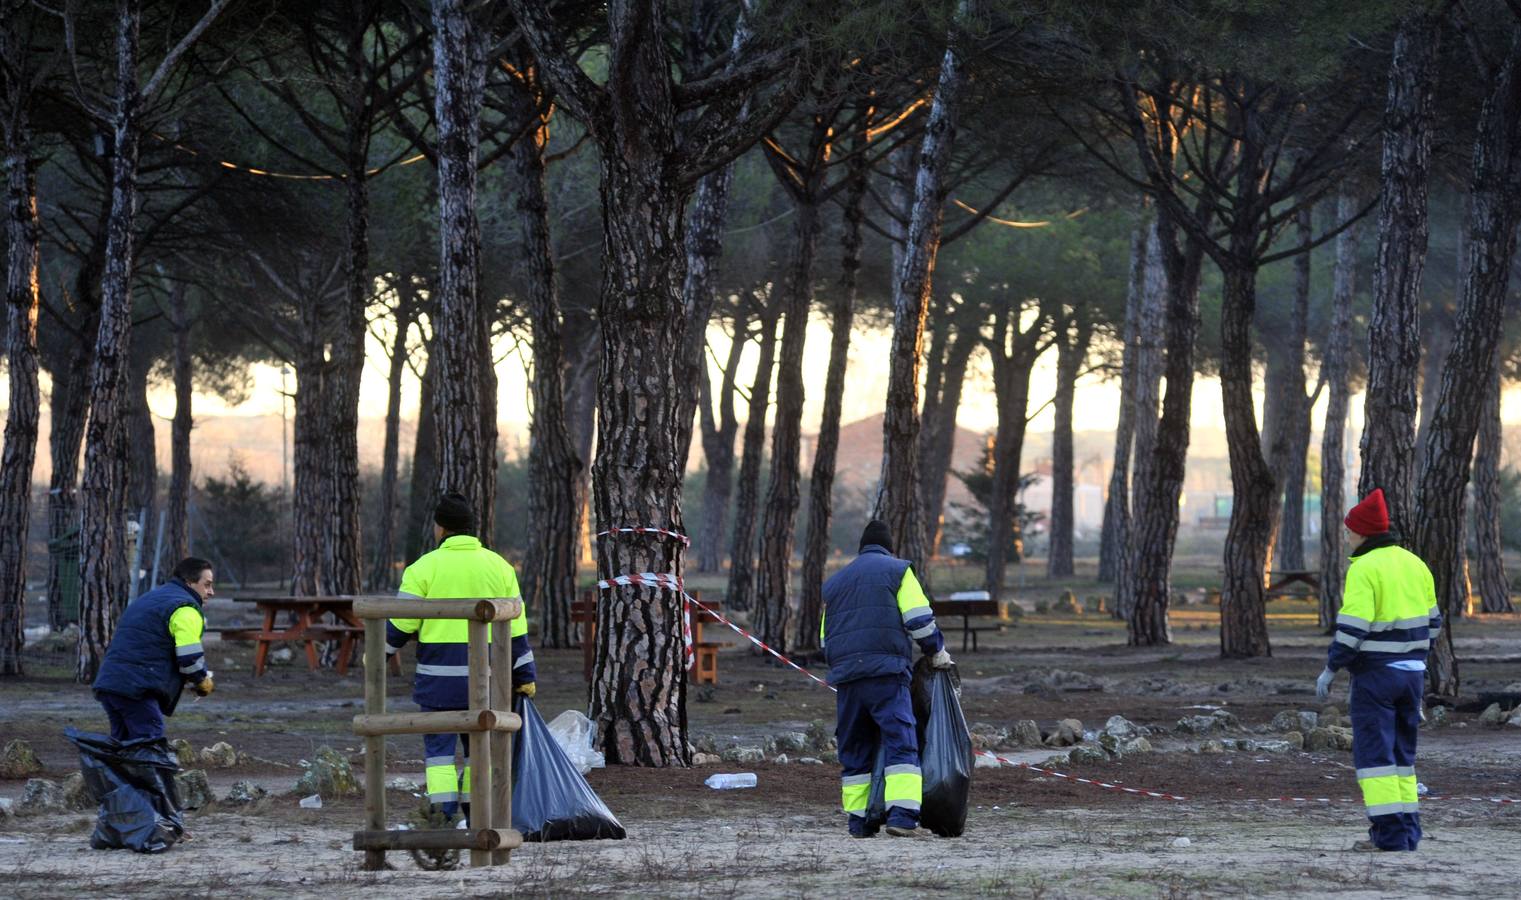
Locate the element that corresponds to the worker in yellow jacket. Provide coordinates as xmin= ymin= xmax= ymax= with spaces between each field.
xmin=385 ymin=492 xmax=534 ymax=821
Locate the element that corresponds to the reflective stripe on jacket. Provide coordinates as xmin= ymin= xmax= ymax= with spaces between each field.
xmin=820 ymin=544 xmax=944 ymax=685
xmin=385 ymin=534 xmax=533 ymax=708
xmin=92 ymin=579 xmax=205 ymax=714
xmin=1328 ymin=533 xmax=1442 ymax=675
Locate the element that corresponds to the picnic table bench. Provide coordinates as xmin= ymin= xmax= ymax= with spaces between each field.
xmin=212 ymin=596 xmax=392 ymax=677
xmin=1266 ymin=570 xmax=1320 ymax=597
xmin=572 ymin=589 xmax=723 ymax=684
xmin=930 ymin=590 xmax=1005 ymax=653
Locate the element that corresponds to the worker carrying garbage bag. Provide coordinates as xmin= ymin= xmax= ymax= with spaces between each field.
xmin=1315 ymin=488 xmax=1442 ymax=852
xmin=820 ymin=519 xmax=950 ymax=839
xmin=385 ymin=491 xmax=536 ymax=826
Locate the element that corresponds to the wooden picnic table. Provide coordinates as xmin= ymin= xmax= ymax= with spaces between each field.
xmin=1266 ymin=570 xmax=1320 ymax=597
xmin=217 ymin=596 xmax=373 ymax=677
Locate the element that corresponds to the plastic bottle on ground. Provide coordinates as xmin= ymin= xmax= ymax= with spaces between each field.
xmin=704 ymin=773 xmax=757 ymax=790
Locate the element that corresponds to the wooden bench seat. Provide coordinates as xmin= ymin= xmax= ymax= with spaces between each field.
xmin=930 ymin=594 xmax=1006 ymax=652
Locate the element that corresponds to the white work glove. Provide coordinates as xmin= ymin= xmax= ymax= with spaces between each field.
xmin=931 ymin=649 xmax=953 ymax=670
xmin=1315 ymin=668 xmax=1335 ymax=701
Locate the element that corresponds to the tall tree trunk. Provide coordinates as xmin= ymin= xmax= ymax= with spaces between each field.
xmin=1416 ymin=30 xmax=1521 ymax=700
xmin=513 ymin=79 xmax=582 ymax=650
xmin=430 ymin=0 xmax=489 ymax=530
xmin=755 ymin=194 xmax=821 ymax=654
xmin=695 ymin=312 xmax=746 ymax=574
xmin=1126 ymin=211 xmax=1204 ymax=647
xmin=366 ymin=296 xmax=411 ymax=590
xmin=125 ymin=351 xmax=155 ymax=593
xmin=167 ymin=282 xmax=191 ymax=565
xmin=290 ymin=349 xmax=326 ymax=596
xmin=322 ymin=151 xmax=369 ymax=598
xmin=46 ymin=338 xmax=90 ymax=629
xmin=564 ymin=307 xmax=598 ymax=570
xmin=1319 ymin=190 xmax=1359 ymax=632
xmin=1099 ymin=212 xmax=1149 ymax=584
xmin=1116 ymin=221 xmax=1166 ymax=619
xmin=0 ymin=132 xmax=41 ymax=675
xmin=797 ymin=155 xmax=865 ymax=651
xmin=1271 ymin=207 xmax=1313 ymax=572
xmin=726 ymin=305 xmax=777 ymax=613
xmin=1219 ymin=263 xmax=1275 ymax=659
xmin=77 ymin=0 xmax=146 ymax=682
xmin=919 ymin=314 xmax=976 ymax=560
xmin=983 ymin=309 xmax=1040 ymax=601
xmin=404 ymin=348 xmax=438 ymax=564
xmin=1047 ymin=310 xmax=1090 ymax=579
xmin=1473 ymin=356 xmax=1512 ymax=613
xmin=874 ymin=0 xmax=977 ymax=570
xmin=1417 ymin=215 xmax=1463 ymax=464
xmin=1359 ymin=12 xmax=1444 ymax=537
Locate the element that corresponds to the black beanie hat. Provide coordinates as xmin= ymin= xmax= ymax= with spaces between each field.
xmin=435 ymin=491 xmax=476 ymax=535
xmin=860 ymin=519 xmax=894 ymax=554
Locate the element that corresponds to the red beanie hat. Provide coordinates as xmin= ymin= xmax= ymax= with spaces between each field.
xmin=1344 ymin=488 xmax=1389 ymax=537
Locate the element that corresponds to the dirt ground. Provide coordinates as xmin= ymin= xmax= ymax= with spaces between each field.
xmin=4 ymin=563 xmax=1521 ymax=897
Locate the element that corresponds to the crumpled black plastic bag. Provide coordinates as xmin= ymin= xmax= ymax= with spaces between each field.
xmin=511 ymin=697 xmax=625 ymax=841
xmin=863 ymin=660 xmax=973 ymax=837
xmin=65 ymin=728 xmax=183 ymax=853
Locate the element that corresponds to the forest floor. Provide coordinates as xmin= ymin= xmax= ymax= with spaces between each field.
xmin=3 ymin=559 xmax=1521 ymax=897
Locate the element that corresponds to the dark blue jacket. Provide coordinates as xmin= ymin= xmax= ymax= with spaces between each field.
xmin=822 ymin=545 xmax=941 ymax=685
xmin=93 ymin=580 xmax=203 ymax=715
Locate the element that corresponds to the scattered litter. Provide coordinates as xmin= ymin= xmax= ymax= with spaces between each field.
xmin=298 ymin=794 xmax=322 ymax=809
xmin=1172 ymin=837 xmax=1192 ymax=848
xmin=705 ymin=773 xmax=757 ymax=790
xmin=1417 ymin=782 xmax=1429 ymax=796
xmin=546 ymin=709 xmax=606 ymax=774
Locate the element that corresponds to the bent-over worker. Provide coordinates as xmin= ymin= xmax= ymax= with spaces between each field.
xmin=1316 ymin=487 xmax=1442 ymax=852
xmin=386 ymin=491 xmax=535 ymax=824
xmin=92 ymin=557 xmax=217 ymax=743
xmin=821 ymin=519 xmax=951 ymax=838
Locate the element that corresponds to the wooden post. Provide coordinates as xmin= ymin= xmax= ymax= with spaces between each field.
xmin=467 ymin=619 xmax=493 ymax=868
xmin=489 ymin=620 xmax=513 ymax=865
xmin=362 ymin=620 xmax=387 ymax=871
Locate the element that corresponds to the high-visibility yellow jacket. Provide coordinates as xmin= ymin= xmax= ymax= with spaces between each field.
xmin=1328 ymin=534 xmax=1442 ymax=675
xmin=385 ymin=534 xmax=533 ymax=708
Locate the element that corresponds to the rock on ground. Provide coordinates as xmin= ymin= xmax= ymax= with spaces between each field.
xmin=293 ymin=746 xmax=359 ymax=799
xmin=60 ymin=773 xmax=94 ymax=811
xmin=176 ymin=769 xmax=216 ymax=809
xmin=17 ymin=778 xmax=66 ymax=815
xmin=692 ymin=753 xmax=722 ymax=766
xmin=720 ymin=747 xmax=766 ymax=764
xmin=0 ymin=739 xmax=43 ymax=778
xmin=1101 ymin=716 xmax=1140 ymax=740
xmin=200 ymin=741 xmax=237 ymax=768
xmin=1304 ymin=726 xmax=1355 ymax=752
xmin=170 ymin=739 xmax=197 ymax=768
xmin=1043 ymin=719 xmax=1084 ymax=748
xmin=225 ymin=781 xmax=269 ymax=805
xmin=1011 ymin=720 xmax=1042 ymax=746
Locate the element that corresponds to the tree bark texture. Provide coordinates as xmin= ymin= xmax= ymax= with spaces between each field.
xmin=1472 ymin=357 xmax=1512 ymax=613
xmin=695 ymin=312 xmax=746 ymax=574
xmin=1046 ymin=309 xmax=1091 ymax=579
xmin=797 ymin=156 xmax=865 ymax=651
xmin=563 ymin=307 xmax=598 ymax=570
xmin=0 ymin=134 xmax=40 ymax=675
xmin=1098 ymin=215 xmax=1149 ymax=584
xmin=167 ymin=282 xmax=191 ymax=565
xmin=1218 ymin=263 xmax=1275 ymax=659
xmin=874 ymin=0 xmax=976 ymax=572
xmin=77 ymin=0 xmax=145 ymax=682
xmin=1116 ymin=221 xmax=1167 ymax=619
xmin=1267 ymin=207 xmax=1313 ymax=572
xmin=125 ymin=351 xmax=155 ymax=592
xmin=430 ymin=0 xmax=489 ymax=530
xmin=1126 ymin=211 xmax=1203 ymax=647
xmin=404 ymin=349 xmax=439 ymax=564
xmin=45 ymin=338 xmax=90 ymax=629
xmin=754 ymin=196 xmax=820 ymax=654
xmin=1415 ymin=30 xmax=1521 ymax=699
xmin=983 ymin=307 xmax=1042 ymax=601
xmin=512 ymin=81 xmax=582 ymax=649
xmin=290 ymin=350 xmax=327 ymax=596
xmin=1319 ymin=191 xmax=1359 ymax=632
xmin=726 ymin=305 xmax=777 ymax=613
xmin=1358 ymin=13 xmax=1444 ymax=537
xmin=919 ymin=312 xmax=976 ymax=560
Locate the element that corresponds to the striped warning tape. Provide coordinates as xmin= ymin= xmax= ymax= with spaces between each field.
xmin=974 ymin=751 xmax=1189 ymax=800
xmin=596 ymin=526 xmax=692 ymax=547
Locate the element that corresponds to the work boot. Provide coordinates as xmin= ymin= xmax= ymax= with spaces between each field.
xmin=1351 ymin=840 xmax=1388 ymax=852
xmin=885 ymin=825 xmax=931 ymax=839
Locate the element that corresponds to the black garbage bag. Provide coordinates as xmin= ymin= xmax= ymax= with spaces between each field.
xmin=511 ymin=697 xmax=625 ymax=841
xmin=64 ymin=728 xmax=183 ymax=853
xmin=862 ymin=660 xmax=974 ymax=837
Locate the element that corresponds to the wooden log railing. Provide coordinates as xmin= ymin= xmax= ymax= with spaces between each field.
xmin=351 ymin=596 xmax=523 ymax=870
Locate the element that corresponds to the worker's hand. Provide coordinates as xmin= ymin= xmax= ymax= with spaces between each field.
xmin=192 ymin=673 xmax=215 ymax=697
xmin=931 ymin=649 xmax=953 ymax=670
xmin=1315 ymin=668 xmax=1334 ymax=701
xmin=515 ymin=682 xmax=536 ymax=698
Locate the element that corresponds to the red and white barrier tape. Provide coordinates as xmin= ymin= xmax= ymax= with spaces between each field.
xmin=684 ymin=592 xmax=837 ymax=693
xmin=974 ymin=751 xmax=1189 ymax=800
xmin=596 ymin=526 xmax=691 ymax=547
